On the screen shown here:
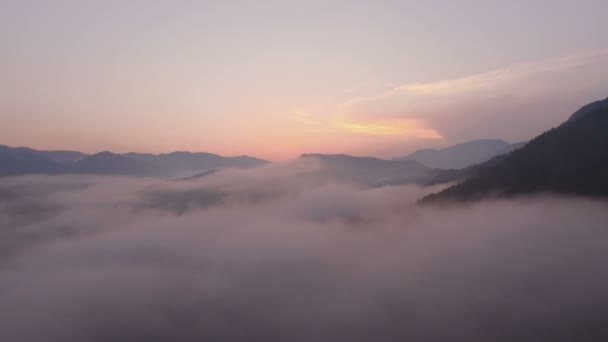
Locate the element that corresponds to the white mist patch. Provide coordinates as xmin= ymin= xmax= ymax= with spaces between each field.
xmin=1 ymin=169 xmax=608 ymax=341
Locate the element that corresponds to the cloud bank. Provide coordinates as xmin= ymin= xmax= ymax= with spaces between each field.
xmin=1 ymin=164 xmax=608 ymax=341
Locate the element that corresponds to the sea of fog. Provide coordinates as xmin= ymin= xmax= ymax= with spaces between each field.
xmin=1 ymin=161 xmax=608 ymax=341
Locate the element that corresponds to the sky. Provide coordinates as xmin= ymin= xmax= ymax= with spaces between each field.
xmin=1 ymin=0 xmax=608 ymax=160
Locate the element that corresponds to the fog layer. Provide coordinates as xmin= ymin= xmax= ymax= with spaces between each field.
xmin=1 ymin=162 xmax=607 ymax=341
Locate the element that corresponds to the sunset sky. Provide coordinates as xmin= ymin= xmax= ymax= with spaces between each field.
xmin=2 ymin=0 xmax=608 ymax=160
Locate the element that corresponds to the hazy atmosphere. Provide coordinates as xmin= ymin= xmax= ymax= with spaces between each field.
xmin=2 ymin=0 xmax=608 ymax=159
xmin=3 ymin=167 xmax=608 ymax=341
xmin=2 ymin=1 xmax=608 ymax=341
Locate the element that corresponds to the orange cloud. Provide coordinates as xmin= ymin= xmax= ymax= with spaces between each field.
xmin=336 ymin=118 xmax=442 ymax=139
xmin=289 ymin=109 xmax=442 ymax=139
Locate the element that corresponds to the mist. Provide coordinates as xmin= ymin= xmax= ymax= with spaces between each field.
xmin=1 ymin=163 xmax=608 ymax=341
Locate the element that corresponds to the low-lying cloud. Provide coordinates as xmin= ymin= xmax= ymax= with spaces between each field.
xmin=1 ymin=163 xmax=608 ymax=341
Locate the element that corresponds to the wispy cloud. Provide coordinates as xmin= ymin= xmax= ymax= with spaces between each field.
xmin=335 ymin=118 xmax=442 ymax=139
xmin=342 ymin=49 xmax=608 ymax=108
xmin=286 ymin=49 xmax=608 ymax=152
xmin=331 ymin=49 xmax=608 ymax=142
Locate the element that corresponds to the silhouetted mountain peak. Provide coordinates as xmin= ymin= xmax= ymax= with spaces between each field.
xmin=423 ymin=97 xmax=608 ymax=203
xmin=91 ymin=151 xmax=118 ymax=158
xmin=0 ymin=146 xmax=268 ymax=178
xmin=69 ymin=152 xmax=161 ymax=176
xmin=297 ymin=153 xmax=448 ymax=187
xmin=163 ymin=151 xmax=220 ymax=158
xmin=394 ymin=139 xmax=522 ymax=169
xmin=0 ymin=145 xmax=63 ymax=176
xmin=566 ymin=97 xmax=608 ymax=124
xmin=124 ymin=151 xmax=268 ymax=177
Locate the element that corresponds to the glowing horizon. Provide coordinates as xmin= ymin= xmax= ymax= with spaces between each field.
xmin=2 ymin=1 xmax=608 ymax=161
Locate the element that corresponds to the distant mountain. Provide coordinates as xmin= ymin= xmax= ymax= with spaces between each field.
xmin=124 ymin=152 xmax=268 ymax=176
xmin=566 ymin=97 xmax=608 ymax=123
xmin=0 ymin=145 xmax=63 ymax=176
xmin=40 ymin=150 xmax=88 ymax=164
xmin=0 ymin=146 xmax=88 ymax=165
xmin=300 ymin=154 xmax=454 ymax=187
xmin=394 ymin=139 xmax=526 ymax=169
xmin=422 ymin=97 xmax=608 ymax=203
xmin=68 ymin=152 xmax=162 ymax=176
xmin=0 ymin=146 xmax=268 ymax=178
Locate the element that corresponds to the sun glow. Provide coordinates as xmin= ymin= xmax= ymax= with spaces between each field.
xmin=336 ymin=118 xmax=443 ymax=139
xmin=289 ymin=109 xmax=443 ymax=140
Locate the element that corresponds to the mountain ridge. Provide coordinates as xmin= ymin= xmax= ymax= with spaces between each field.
xmin=299 ymin=153 xmax=458 ymax=187
xmin=0 ymin=146 xmax=269 ymax=178
xmin=422 ymin=97 xmax=608 ymax=203
xmin=393 ymin=139 xmax=526 ymax=169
